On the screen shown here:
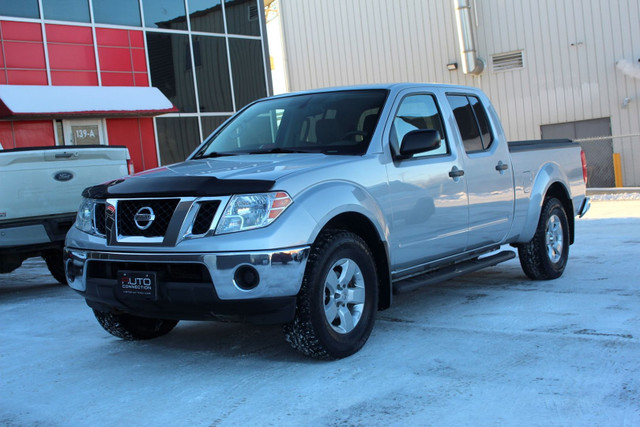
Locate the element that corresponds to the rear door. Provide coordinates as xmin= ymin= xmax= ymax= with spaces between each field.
xmin=445 ymin=92 xmax=515 ymax=249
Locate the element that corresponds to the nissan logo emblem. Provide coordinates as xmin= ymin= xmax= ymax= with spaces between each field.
xmin=133 ymin=207 xmax=155 ymax=230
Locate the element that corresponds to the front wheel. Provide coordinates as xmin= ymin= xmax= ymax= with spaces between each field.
xmin=518 ymin=197 xmax=570 ymax=280
xmin=93 ymin=310 xmax=178 ymax=340
xmin=283 ymin=230 xmax=378 ymax=360
xmin=43 ymin=250 xmax=67 ymax=285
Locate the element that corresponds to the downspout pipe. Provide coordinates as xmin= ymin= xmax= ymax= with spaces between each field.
xmin=453 ymin=0 xmax=485 ymax=75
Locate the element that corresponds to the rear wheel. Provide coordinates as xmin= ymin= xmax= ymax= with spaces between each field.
xmin=518 ymin=197 xmax=570 ymax=280
xmin=93 ymin=310 xmax=179 ymax=340
xmin=43 ymin=250 xmax=67 ymax=284
xmin=283 ymin=230 xmax=378 ymax=359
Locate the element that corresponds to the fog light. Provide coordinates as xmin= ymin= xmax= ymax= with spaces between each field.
xmin=234 ymin=265 xmax=260 ymax=290
xmin=65 ymin=258 xmax=76 ymax=283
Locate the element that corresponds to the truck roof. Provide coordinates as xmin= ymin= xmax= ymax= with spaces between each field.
xmin=268 ymin=83 xmax=481 ymax=99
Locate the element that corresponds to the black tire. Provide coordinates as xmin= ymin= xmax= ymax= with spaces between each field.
xmin=93 ymin=310 xmax=179 ymax=340
xmin=43 ymin=250 xmax=67 ymax=285
xmin=518 ymin=197 xmax=570 ymax=280
xmin=283 ymin=230 xmax=378 ymax=360
xmin=0 ymin=255 xmax=23 ymax=274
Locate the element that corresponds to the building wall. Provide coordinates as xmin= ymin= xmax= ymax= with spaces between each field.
xmin=278 ymin=0 xmax=640 ymax=186
xmin=0 ymin=0 xmax=271 ymax=170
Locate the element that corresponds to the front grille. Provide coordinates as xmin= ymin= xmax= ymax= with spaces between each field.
xmin=95 ymin=202 xmax=106 ymax=236
xmin=117 ymin=199 xmax=179 ymax=237
xmin=191 ymin=201 xmax=220 ymax=235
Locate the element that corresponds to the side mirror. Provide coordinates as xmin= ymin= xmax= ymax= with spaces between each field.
xmin=399 ymin=129 xmax=441 ymax=158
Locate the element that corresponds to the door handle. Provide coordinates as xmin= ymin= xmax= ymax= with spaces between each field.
xmin=449 ymin=167 xmax=465 ymax=178
xmin=495 ymin=161 xmax=509 ymax=172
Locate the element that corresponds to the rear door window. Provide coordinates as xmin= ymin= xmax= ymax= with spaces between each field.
xmin=446 ymin=94 xmax=494 ymax=153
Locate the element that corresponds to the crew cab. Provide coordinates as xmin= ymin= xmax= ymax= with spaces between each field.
xmin=64 ymin=84 xmax=590 ymax=359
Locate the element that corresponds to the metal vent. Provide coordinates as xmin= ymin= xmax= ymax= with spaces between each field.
xmin=248 ymin=5 xmax=258 ymax=21
xmin=491 ymin=51 xmax=524 ymax=72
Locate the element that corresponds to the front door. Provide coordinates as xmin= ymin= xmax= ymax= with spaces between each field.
xmin=384 ymin=92 xmax=469 ymax=271
xmin=62 ymin=119 xmax=107 ymax=146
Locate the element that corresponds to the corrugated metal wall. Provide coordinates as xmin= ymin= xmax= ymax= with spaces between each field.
xmin=278 ymin=0 xmax=640 ymax=186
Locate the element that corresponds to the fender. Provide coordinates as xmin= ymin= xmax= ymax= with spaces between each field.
xmin=518 ymin=161 xmax=572 ymax=243
xmin=296 ymin=180 xmax=389 ymax=246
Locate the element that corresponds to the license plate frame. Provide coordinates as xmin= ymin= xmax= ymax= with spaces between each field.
xmin=116 ymin=271 xmax=157 ymax=300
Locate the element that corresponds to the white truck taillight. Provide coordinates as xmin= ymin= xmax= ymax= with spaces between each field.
xmin=580 ymin=150 xmax=588 ymax=185
xmin=127 ymin=159 xmax=135 ymax=175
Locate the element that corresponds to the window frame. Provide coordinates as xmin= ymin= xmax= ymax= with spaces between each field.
xmin=390 ymin=92 xmax=451 ymax=160
xmin=445 ymin=93 xmax=495 ymax=155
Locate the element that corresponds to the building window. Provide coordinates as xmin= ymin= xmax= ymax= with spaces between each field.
xmin=229 ymin=38 xmax=266 ymax=108
xmin=142 ymin=0 xmax=187 ymax=30
xmin=193 ymin=35 xmax=233 ymax=112
xmin=92 ymin=0 xmax=141 ymax=26
xmin=0 ymin=1 xmax=39 ymax=19
xmin=156 ymin=117 xmax=201 ymax=165
xmin=147 ymin=32 xmax=197 ymax=112
xmin=188 ymin=0 xmax=224 ymax=34
xmin=42 ymin=0 xmax=90 ymax=22
xmin=225 ymin=0 xmax=260 ymax=36
xmin=201 ymin=115 xmax=230 ymax=138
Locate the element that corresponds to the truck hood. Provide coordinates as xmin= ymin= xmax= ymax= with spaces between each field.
xmin=82 ymin=154 xmax=359 ymax=199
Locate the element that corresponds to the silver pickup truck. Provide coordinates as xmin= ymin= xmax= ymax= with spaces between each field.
xmin=65 ymin=84 xmax=590 ymax=359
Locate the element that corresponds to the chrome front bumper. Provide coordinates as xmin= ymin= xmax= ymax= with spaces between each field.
xmin=64 ymin=246 xmax=310 ymax=300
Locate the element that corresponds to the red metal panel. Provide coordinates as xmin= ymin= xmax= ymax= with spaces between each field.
xmin=48 ymin=44 xmax=97 ymax=70
xmin=1 ymin=21 xmax=42 ymax=42
xmin=4 ymin=41 xmax=46 ymax=68
xmin=0 ymin=72 xmax=6 ymax=84
xmin=51 ymin=71 xmax=99 ymax=86
xmin=46 ymin=24 xmax=93 ymax=44
xmin=13 ymin=121 xmax=55 ymax=148
xmin=101 ymin=72 xmax=135 ymax=86
xmin=0 ymin=121 xmax=15 ymax=149
xmin=96 ymin=27 xmax=130 ymax=47
xmin=106 ymin=118 xmax=144 ymax=171
xmin=7 ymin=70 xmax=48 ymax=85
xmin=131 ymin=49 xmax=147 ymax=72
xmin=98 ymin=47 xmax=132 ymax=72
xmin=129 ymin=30 xmax=145 ymax=48
xmin=139 ymin=117 xmax=158 ymax=169
xmin=134 ymin=72 xmax=149 ymax=87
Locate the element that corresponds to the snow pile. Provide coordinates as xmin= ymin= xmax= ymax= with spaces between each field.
xmin=590 ymin=192 xmax=640 ymax=201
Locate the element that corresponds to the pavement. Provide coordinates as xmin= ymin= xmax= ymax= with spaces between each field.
xmin=1 ymin=199 xmax=639 ymax=426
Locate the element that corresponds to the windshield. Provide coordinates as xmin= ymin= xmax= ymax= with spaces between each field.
xmin=193 ymin=90 xmax=388 ymax=158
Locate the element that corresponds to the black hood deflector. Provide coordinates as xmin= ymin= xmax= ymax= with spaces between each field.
xmin=82 ymin=175 xmax=276 ymax=199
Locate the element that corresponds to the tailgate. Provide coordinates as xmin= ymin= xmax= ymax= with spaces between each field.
xmin=0 ymin=147 xmax=129 ymax=221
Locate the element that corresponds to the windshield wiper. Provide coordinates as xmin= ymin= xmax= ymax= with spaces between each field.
xmin=248 ymin=147 xmax=318 ymax=154
xmin=193 ymin=151 xmax=238 ymax=159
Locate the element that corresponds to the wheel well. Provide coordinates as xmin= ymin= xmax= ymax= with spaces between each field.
xmin=321 ymin=213 xmax=391 ymax=310
xmin=545 ymin=182 xmax=575 ymax=244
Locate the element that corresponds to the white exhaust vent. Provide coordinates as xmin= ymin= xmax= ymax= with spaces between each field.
xmin=492 ymin=51 xmax=524 ymax=72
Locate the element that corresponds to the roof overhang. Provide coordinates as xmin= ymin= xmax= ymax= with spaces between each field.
xmin=0 ymin=85 xmax=178 ymax=120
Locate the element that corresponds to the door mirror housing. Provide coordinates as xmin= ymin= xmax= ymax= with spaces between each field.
xmin=399 ymin=129 xmax=442 ymax=158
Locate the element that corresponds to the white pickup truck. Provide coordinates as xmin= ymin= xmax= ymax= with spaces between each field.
xmin=65 ymin=84 xmax=590 ymax=359
xmin=1 ymin=145 xmax=131 ymax=283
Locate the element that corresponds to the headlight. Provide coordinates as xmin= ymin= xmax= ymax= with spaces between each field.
xmin=216 ymin=192 xmax=292 ymax=234
xmin=75 ymin=198 xmax=96 ymax=234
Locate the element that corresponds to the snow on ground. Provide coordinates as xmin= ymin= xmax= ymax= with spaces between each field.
xmin=1 ymin=199 xmax=639 ymax=426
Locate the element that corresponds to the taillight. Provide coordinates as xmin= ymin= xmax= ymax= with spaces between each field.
xmin=127 ymin=159 xmax=135 ymax=175
xmin=580 ymin=150 xmax=588 ymax=185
